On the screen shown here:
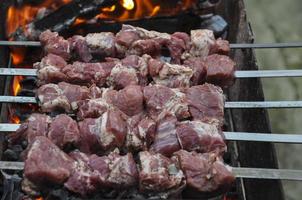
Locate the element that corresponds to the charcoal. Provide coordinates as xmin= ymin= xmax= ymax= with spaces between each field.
xmin=11 ymin=0 xmax=116 ymax=41
xmin=20 ymin=77 xmax=37 ymax=90
xmin=200 ymin=15 xmax=228 ymax=37
xmin=3 ymin=149 xmax=19 ymax=161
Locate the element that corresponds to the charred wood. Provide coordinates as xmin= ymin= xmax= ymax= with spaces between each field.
xmin=11 ymin=0 xmax=116 ymax=41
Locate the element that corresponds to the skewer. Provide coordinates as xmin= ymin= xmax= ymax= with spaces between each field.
xmin=0 ymin=161 xmax=300 ymax=180
xmin=1 ymin=41 xmax=302 ymax=49
xmin=1 ymin=96 xmax=302 ymax=109
xmin=1 ymin=123 xmax=301 ymax=144
xmin=2 ymin=68 xmax=302 ymax=78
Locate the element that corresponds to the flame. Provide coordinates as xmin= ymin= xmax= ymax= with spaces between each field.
xmin=122 ymin=0 xmax=135 ymax=10
xmin=6 ymin=0 xmax=72 ymax=36
xmin=12 ymin=76 xmax=23 ymax=96
xmin=11 ymin=115 xmax=21 ymax=124
xmin=73 ymin=18 xmax=86 ymax=26
xmin=102 ymin=5 xmax=116 ymax=12
xmin=36 ymin=197 xmax=43 ymax=200
xmin=6 ymin=0 xmax=196 ymax=37
xmin=96 ymin=0 xmax=197 ymax=21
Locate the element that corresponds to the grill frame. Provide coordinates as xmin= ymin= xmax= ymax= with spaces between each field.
xmin=220 ymin=0 xmax=284 ymax=199
xmin=0 ymin=0 xmax=285 ymax=199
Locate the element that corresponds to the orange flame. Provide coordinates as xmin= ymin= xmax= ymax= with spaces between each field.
xmin=6 ymin=0 xmax=197 ymax=37
xmin=12 ymin=75 xmax=23 ymax=96
xmin=36 ymin=197 xmax=43 ymax=200
xmin=96 ymin=0 xmax=197 ymax=21
xmin=6 ymin=0 xmax=72 ymax=36
xmin=122 ymin=0 xmax=135 ymax=10
xmin=11 ymin=115 xmax=21 ymax=124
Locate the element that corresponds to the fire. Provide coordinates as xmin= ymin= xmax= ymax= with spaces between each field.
xmin=36 ymin=197 xmax=43 ymax=200
xmin=12 ymin=76 xmax=23 ymax=96
xmin=11 ymin=115 xmax=21 ymax=124
xmin=6 ymin=0 xmax=72 ymax=36
xmin=6 ymin=0 xmax=197 ymax=37
xmin=96 ymin=0 xmax=197 ymax=21
xmin=122 ymin=0 xmax=135 ymax=10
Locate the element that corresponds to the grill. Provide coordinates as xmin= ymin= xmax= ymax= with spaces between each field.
xmin=0 ymin=0 xmax=301 ymax=199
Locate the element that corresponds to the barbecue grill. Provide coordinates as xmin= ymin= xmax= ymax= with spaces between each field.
xmin=0 ymin=0 xmax=301 ymax=199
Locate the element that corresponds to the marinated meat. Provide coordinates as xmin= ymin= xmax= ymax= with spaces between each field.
xmin=151 ymin=61 xmax=193 ymax=88
xmin=58 ymin=82 xmax=90 ymax=108
xmin=48 ymin=114 xmax=80 ymax=149
xmin=34 ymin=54 xmax=68 ymax=86
xmin=37 ymin=83 xmax=71 ymax=113
xmin=78 ymin=118 xmax=103 ymax=154
xmin=143 ymin=85 xmax=190 ymax=121
xmin=65 ymin=151 xmax=100 ymax=196
xmin=85 ymin=32 xmax=116 ymax=57
xmin=9 ymin=114 xmax=51 ymax=144
xmin=173 ymin=150 xmax=235 ymax=197
xmin=183 ymin=29 xmax=215 ymax=59
xmin=186 ymin=84 xmax=225 ymax=125
xmin=115 ymin=27 xmax=140 ymax=57
xmin=126 ymin=113 xmax=156 ymax=151
xmin=62 ymin=61 xmax=114 ymax=87
xmin=88 ymin=154 xmax=110 ymax=185
xmin=68 ymin=35 xmax=92 ymax=62
xmin=167 ymin=32 xmax=190 ymax=64
xmin=205 ymin=54 xmax=236 ymax=87
xmin=106 ymin=85 xmax=144 ymax=116
xmin=76 ymin=98 xmax=109 ymax=120
xmin=150 ymin=114 xmax=181 ymax=157
xmin=176 ymin=121 xmax=226 ymax=154
xmin=138 ymin=151 xmax=185 ymax=192
xmin=183 ymin=57 xmax=207 ymax=85
xmin=39 ymin=30 xmax=71 ymax=60
xmin=24 ymin=136 xmax=75 ymax=185
xmin=128 ymin=39 xmax=161 ymax=57
xmin=209 ymin=38 xmax=230 ymax=55
xmin=37 ymin=82 xmax=92 ymax=113
xmin=107 ymin=63 xmax=139 ymax=89
xmin=106 ymin=152 xmax=138 ymax=188
xmin=121 ymin=54 xmax=150 ymax=86
xmin=78 ymin=109 xmax=127 ymax=153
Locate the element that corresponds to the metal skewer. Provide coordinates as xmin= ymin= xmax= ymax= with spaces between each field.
xmin=1 ymin=95 xmax=302 ymax=109
xmin=0 ymin=161 xmax=300 ymax=180
xmin=229 ymin=42 xmax=302 ymax=49
xmin=1 ymin=123 xmax=301 ymax=144
xmin=1 ymin=41 xmax=302 ymax=49
xmin=2 ymin=68 xmax=302 ymax=78
xmin=232 ymin=168 xmax=302 ymax=181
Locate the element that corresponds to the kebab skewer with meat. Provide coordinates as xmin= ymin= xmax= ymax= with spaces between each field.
xmin=34 ymin=52 xmax=235 ymax=89
xmin=22 ymin=136 xmax=234 ymax=198
xmin=40 ymin=24 xmax=230 ymax=64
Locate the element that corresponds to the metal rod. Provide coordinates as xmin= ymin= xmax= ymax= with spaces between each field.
xmin=225 ymin=101 xmax=302 ymax=108
xmin=232 ymin=168 xmax=302 ymax=181
xmin=235 ymin=70 xmax=302 ymax=78
xmin=0 ymin=68 xmax=37 ymax=76
xmin=230 ymin=42 xmax=302 ymax=49
xmin=1 ymin=41 xmax=302 ymax=49
xmin=3 ymin=68 xmax=302 ymax=79
xmin=1 ymin=96 xmax=302 ymax=109
xmin=224 ymin=132 xmax=302 ymax=143
xmin=0 ymin=41 xmax=41 ymax=47
xmin=0 ymin=161 xmax=301 ymax=181
xmin=0 ymin=96 xmax=37 ymax=103
xmin=1 ymin=123 xmax=302 ymax=143
xmin=0 ymin=161 xmax=24 ymax=170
